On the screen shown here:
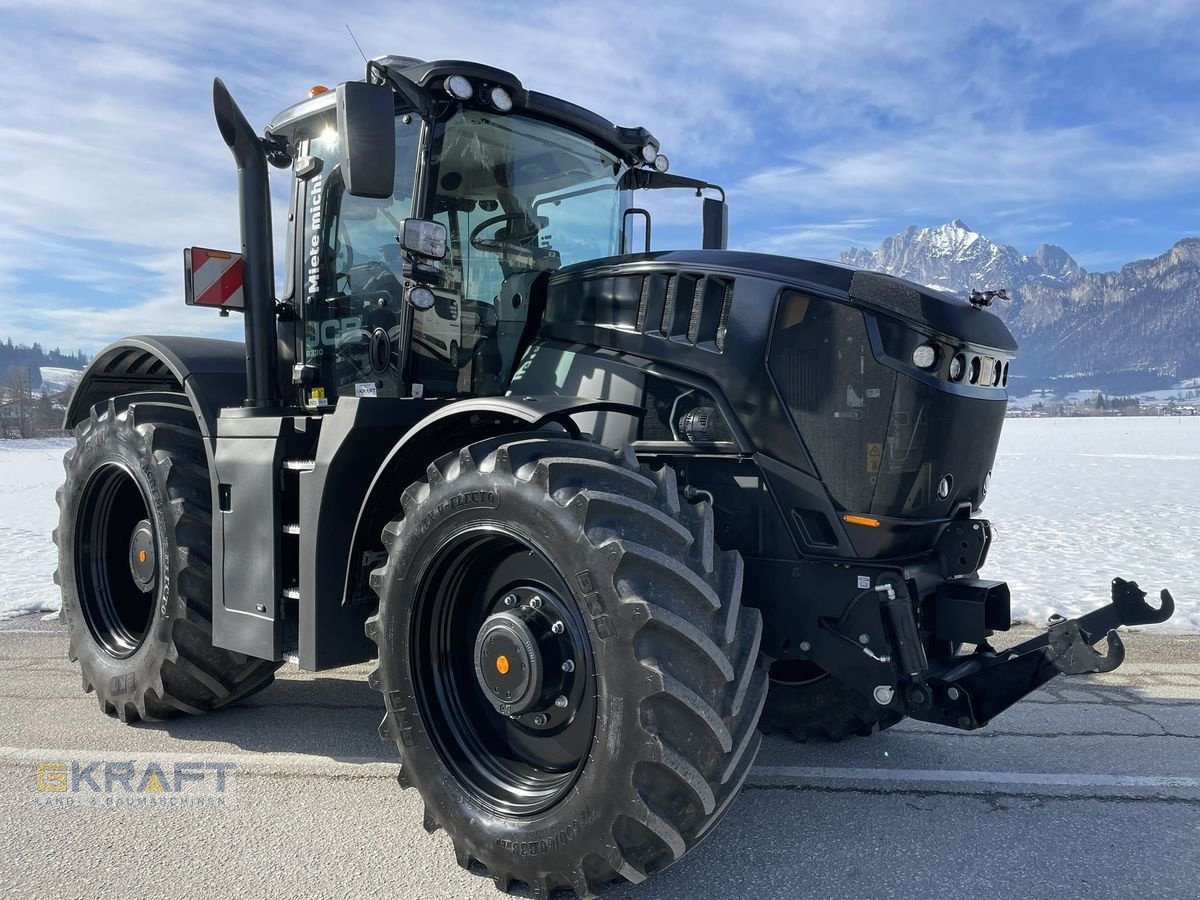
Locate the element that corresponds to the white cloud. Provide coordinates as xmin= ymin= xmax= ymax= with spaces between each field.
xmin=0 ymin=0 xmax=1198 ymax=350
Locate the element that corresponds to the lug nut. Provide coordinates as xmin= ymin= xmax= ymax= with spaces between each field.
xmin=551 ymin=621 xmax=565 ymax=634
xmin=532 ymin=713 xmax=548 ymax=726
xmin=561 ymin=660 xmax=575 ymax=673
xmin=554 ymin=695 xmax=569 ymax=708
xmin=503 ymin=594 xmax=517 ymax=607
xmin=528 ymin=596 xmax=543 ymax=609
xmin=873 ymin=685 xmax=895 ymax=706
xmin=858 ymin=633 xmax=870 ymax=645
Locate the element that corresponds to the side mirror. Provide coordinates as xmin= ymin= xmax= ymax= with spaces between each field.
xmin=336 ymin=82 xmax=395 ymax=198
xmin=702 ymin=197 xmax=728 ymax=250
xmin=401 ymin=218 xmax=448 ymax=260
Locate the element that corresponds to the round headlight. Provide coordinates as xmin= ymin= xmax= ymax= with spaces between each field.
xmin=949 ymin=353 xmax=965 ymax=382
xmin=409 ymin=287 xmax=436 ymax=310
xmin=444 ymin=75 xmax=473 ymax=100
xmin=489 ymin=85 xmax=513 ymax=112
xmin=912 ymin=343 xmax=938 ymax=370
xmin=968 ymin=356 xmax=981 ymax=384
xmin=641 ymin=143 xmax=658 ymax=164
xmin=992 ymin=362 xmax=1003 ymax=386
xmin=654 ymin=154 xmax=670 ymax=173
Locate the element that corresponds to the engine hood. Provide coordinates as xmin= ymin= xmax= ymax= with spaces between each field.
xmin=551 ymin=250 xmax=1017 ymax=353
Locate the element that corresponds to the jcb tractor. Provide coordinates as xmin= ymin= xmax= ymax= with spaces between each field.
xmin=54 ymin=56 xmax=1174 ymax=896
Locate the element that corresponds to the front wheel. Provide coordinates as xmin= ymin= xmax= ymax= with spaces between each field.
xmin=367 ymin=435 xmax=766 ymax=897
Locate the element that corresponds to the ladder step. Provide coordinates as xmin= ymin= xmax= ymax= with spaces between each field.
xmin=282 ymin=523 xmax=301 ymax=535
xmin=282 ymin=587 xmax=301 ymax=600
xmin=282 ymin=459 xmax=316 ymax=471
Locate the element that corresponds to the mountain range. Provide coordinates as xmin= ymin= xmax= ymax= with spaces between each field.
xmin=839 ymin=221 xmax=1200 ymax=391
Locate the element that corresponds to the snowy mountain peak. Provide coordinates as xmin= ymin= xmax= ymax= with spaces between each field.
xmin=838 ymin=222 xmax=1200 ymax=383
xmin=839 ymin=221 xmax=1085 ymax=296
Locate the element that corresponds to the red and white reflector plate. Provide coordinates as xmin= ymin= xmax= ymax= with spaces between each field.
xmin=184 ymin=247 xmax=246 ymax=310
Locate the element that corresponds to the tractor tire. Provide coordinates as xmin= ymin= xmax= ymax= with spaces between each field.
xmin=367 ymin=435 xmax=766 ymax=898
xmin=54 ymin=394 xmax=281 ymax=723
xmin=761 ymin=663 xmax=902 ymax=742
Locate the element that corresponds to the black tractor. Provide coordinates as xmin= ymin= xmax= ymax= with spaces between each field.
xmin=54 ymin=56 xmax=1174 ymax=897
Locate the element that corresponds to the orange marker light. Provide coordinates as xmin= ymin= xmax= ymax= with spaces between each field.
xmin=310 ymin=85 xmax=330 ymax=97
xmin=138 ymin=550 xmax=147 ymax=563
xmin=842 ymin=514 xmax=881 ymax=528
xmin=495 ymin=655 xmax=510 ymax=675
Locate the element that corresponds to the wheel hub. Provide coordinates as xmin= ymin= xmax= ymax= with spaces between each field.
xmin=473 ymin=590 xmax=574 ymax=719
xmin=127 ymin=518 xmax=156 ymax=593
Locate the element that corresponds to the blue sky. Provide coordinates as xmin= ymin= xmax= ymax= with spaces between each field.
xmin=1 ymin=0 xmax=1198 ymax=351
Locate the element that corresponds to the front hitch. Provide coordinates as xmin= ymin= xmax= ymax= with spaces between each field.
xmin=906 ymin=578 xmax=1175 ymax=730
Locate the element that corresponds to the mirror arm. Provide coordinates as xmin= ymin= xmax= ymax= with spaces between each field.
xmin=367 ymin=60 xmax=435 ymax=120
xmin=621 ymin=169 xmax=725 ymax=201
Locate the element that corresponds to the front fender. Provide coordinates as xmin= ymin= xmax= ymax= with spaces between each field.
xmin=312 ymin=395 xmax=639 ymax=669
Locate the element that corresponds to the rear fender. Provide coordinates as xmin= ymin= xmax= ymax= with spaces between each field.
xmin=65 ymin=336 xmax=248 ymax=461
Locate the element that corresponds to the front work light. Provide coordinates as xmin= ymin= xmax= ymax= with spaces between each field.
xmin=444 ymin=75 xmax=474 ymax=100
xmin=653 ymin=154 xmax=670 ymax=173
xmin=641 ymin=143 xmax=658 ymax=164
xmin=401 ymin=218 xmax=448 ymax=260
xmin=489 ymin=86 xmax=513 ymax=112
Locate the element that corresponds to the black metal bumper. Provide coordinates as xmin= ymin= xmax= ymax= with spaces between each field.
xmin=906 ymin=578 xmax=1176 ymax=729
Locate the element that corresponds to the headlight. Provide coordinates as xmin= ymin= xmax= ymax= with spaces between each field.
xmin=489 ymin=86 xmax=513 ymax=112
xmin=949 ymin=352 xmax=965 ymax=382
xmin=641 ymin=143 xmax=658 ymax=164
xmin=444 ymin=75 xmax=473 ymax=100
xmin=653 ymin=154 xmax=670 ymax=173
xmin=912 ymin=342 xmax=939 ymax=370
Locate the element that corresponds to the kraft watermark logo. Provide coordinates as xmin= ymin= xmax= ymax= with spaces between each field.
xmin=34 ymin=759 xmax=236 ymax=807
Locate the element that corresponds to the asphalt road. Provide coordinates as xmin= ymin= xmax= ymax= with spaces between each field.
xmin=2 ymin=616 xmax=1198 ymax=900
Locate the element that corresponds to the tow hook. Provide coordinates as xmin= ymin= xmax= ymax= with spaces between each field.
xmin=907 ymin=577 xmax=1175 ymax=730
xmin=1045 ymin=617 xmax=1125 ymax=675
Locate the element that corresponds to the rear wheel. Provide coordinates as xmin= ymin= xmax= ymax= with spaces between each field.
xmin=367 ymin=435 xmax=766 ymax=897
xmin=762 ymin=660 xmax=901 ymax=742
xmin=54 ymin=394 xmax=281 ymax=722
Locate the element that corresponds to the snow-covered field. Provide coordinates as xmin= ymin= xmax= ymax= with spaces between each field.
xmin=983 ymin=417 xmax=1199 ymax=631
xmin=1 ymin=418 xmax=1197 ymax=630
xmin=0 ymin=438 xmax=71 ymax=619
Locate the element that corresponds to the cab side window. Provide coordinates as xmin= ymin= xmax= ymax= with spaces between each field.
xmin=299 ymin=118 xmax=420 ymax=402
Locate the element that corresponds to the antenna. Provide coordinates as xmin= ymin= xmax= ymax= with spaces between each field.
xmin=346 ymin=25 xmax=368 ymax=64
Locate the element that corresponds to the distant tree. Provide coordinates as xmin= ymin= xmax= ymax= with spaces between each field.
xmin=3 ymin=365 xmax=36 ymax=438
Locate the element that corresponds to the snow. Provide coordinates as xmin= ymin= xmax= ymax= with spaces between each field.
xmin=2 ymin=421 xmax=1197 ymax=632
xmin=0 ymin=439 xmax=71 ymax=619
xmin=983 ymin=417 xmax=1200 ymax=632
xmin=37 ymin=367 xmax=81 ymax=393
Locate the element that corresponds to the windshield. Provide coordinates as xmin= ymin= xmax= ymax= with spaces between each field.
xmin=411 ymin=110 xmax=625 ymax=397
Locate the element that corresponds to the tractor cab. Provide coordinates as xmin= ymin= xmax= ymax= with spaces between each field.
xmin=260 ymin=58 xmax=724 ymax=409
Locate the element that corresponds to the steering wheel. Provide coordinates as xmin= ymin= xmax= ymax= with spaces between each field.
xmin=469 ymin=213 xmax=539 ymax=255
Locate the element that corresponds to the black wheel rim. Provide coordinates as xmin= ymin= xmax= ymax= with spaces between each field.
xmin=74 ymin=462 xmax=158 ymax=659
xmin=411 ymin=527 xmax=595 ymax=816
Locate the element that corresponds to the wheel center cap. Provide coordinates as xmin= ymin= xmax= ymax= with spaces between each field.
xmin=473 ymin=610 xmax=543 ymax=715
xmin=128 ymin=519 xmax=156 ymax=593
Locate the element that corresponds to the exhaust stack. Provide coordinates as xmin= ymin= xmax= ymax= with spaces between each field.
xmin=212 ymin=78 xmax=279 ymax=409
